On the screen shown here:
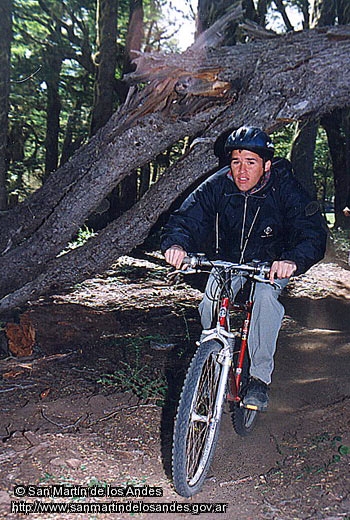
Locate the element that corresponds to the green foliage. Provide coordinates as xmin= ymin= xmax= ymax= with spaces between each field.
xmin=99 ymin=365 xmax=167 ymax=404
xmin=71 ymin=226 xmax=96 ymax=246
xmin=272 ymin=124 xmax=296 ymax=158
xmin=7 ymin=0 xmax=190 ymax=204
xmin=59 ymin=226 xmax=96 ymax=256
xmin=331 ymin=435 xmax=350 ymax=463
xmin=314 ymin=127 xmax=333 ymax=209
xmin=272 ymin=123 xmax=334 ymax=208
xmin=87 ymin=476 xmax=107 ymax=488
xmin=9 ymin=0 xmax=97 ymax=195
xmin=98 ymin=335 xmax=168 ymax=405
xmin=6 ymin=0 xmax=343 ymax=217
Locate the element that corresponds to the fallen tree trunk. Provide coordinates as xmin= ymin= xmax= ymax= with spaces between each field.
xmin=0 ymin=4 xmax=244 ymax=256
xmin=1 ymin=23 xmax=350 ymax=313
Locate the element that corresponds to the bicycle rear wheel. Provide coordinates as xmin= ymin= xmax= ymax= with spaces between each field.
xmin=232 ymin=402 xmax=258 ymax=436
xmin=231 ymin=344 xmax=258 ymax=436
xmin=172 ymin=339 xmax=226 ymax=497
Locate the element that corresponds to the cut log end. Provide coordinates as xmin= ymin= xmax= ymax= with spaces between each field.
xmin=5 ymin=312 xmax=36 ymax=357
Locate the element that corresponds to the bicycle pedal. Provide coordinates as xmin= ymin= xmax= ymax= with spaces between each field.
xmin=243 ymin=403 xmax=259 ymax=411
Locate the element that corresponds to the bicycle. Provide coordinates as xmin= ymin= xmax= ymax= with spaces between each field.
xmin=171 ymin=254 xmax=273 ymax=497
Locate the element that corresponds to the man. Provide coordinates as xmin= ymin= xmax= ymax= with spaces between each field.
xmin=161 ymin=126 xmax=327 ymax=411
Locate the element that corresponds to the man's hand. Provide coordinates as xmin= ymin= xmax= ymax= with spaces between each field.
xmin=164 ymin=245 xmax=187 ymax=270
xmin=269 ymin=260 xmax=297 ymax=283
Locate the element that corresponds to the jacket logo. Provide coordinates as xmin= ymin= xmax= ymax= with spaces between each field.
xmin=262 ymin=226 xmax=273 ymax=238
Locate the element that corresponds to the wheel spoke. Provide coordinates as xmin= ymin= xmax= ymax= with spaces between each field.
xmin=191 ymin=411 xmax=208 ymax=422
xmin=172 ymin=340 xmax=227 ymax=497
xmin=186 ymin=354 xmax=220 ymax=482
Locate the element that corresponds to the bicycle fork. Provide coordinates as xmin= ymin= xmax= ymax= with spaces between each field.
xmin=210 ymin=351 xmax=231 ymax=427
xmin=199 ymin=328 xmax=232 ymax=431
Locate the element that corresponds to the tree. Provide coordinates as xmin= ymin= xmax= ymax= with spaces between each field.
xmin=8 ymin=0 xmax=175 ymax=210
xmin=315 ymin=0 xmax=350 ymax=228
xmin=42 ymin=22 xmax=63 ymax=179
xmin=290 ymin=120 xmax=318 ymax=199
xmin=9 ymin=0 xmax=97 ymax=194
xmin=0 ymin=0 xmax=12 ymax=210
xmin=113 ymin=0 xmax=144 ymax=219
xmin=321 ymin=109 xmax=350 ymax=227
xmin=0 ymin=13 xmax=349 ymax=314
xmin=196 ymin=0 xmax=233 ymax=34
xmin=90 ymin=0 xmax=118 ymax=136
xmin=285 ymin=0 xmax=350 ymax=209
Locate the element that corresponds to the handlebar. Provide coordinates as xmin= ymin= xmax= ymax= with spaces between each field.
xmin=179 ymin=254 xmax=271 ymax=279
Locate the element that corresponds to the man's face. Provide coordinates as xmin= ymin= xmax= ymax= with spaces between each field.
xmin=230 ymin=149 xmax=271 ymax=192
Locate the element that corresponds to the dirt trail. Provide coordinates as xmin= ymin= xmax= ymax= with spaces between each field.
xmin=0 ymin=258 xmax=349 ymax=519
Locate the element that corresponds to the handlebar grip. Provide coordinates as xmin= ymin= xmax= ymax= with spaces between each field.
xmin=183 ymin=254 xmax=210 ymax=268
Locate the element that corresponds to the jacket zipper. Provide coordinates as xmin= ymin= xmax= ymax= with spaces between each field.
xmin=239 ymin=196 xmax=261 ymax=263
xmin=240 ymin=197 xmax=248 ymax=255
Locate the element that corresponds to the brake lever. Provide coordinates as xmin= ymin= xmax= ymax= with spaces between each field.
xmin=252 ymin=274 xmax=281 ymax=289
xmin=167 ymin=266 xmax=197 ymax=285
xmin=252 ymin=274 xmax=283 ymax=290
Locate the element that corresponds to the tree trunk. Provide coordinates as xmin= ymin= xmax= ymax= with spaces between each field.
xmin=310 ymin=0 xmax=350 ymax=224
xmin=321 ymin=109 xmax=350 ymax=229
xmin=1 ymin=22 xmax=350 ymax=313
xmin=59 ymin=100 xmax=84 ymax=167
xmin=311 ymin=0 xmax=337 ymax=27
xmin=124 ymin=0 xmax=144 ymax=70
xmin=116 ymin=0 xmax=144 ymax=222
xmin=196 ymin=0 xmax=234 ymax=35
xmin=117 ymin=170 xmax=138 ymax=216
xmin=43 ymin=29 xmax=63 ymax=180
xmin=0 ymin=0 xmax=12 ymax=210
xmin=290 ymin=120 xmax=318 ymax=199
xmin=338 ymin=0 xmax=350 ymax=24
xmin=90 ymin=0 xmax=118 ymax=136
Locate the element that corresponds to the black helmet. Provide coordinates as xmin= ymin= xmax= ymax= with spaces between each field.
xmin=224 ymin=126 xmax=275 ymax=160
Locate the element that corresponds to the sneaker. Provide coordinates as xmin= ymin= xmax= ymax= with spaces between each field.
xmin=243 ymin=378 xmax=269 ymax=412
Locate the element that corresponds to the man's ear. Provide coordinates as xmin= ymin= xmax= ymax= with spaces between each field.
xmin=264 ymin=160 xmax=272 ymax=172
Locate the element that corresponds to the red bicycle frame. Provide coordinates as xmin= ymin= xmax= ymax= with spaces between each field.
xmin=218 ymin=294 xmax=254 ymax=404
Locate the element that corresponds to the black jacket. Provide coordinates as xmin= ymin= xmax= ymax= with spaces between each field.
xmin=161 ymin=158 xmax=327 ymax=275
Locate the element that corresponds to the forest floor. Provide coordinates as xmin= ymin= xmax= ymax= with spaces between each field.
xmin=0 ymin=246 xmax=349 ymax=519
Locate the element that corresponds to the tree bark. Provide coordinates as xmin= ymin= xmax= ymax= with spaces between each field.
xmin=0 ymin=3 xmax=245 ymax=257
xmin=116 ymin=0 xmax=144 ymax=223
xmin=196 ymin=0 xmax=236 ymax=43
xmin=124 ymin=0 xmax=144 ymax=68
xmin=90 ymin=0 xmax=118 ymax=136
xmin=43 ymin=27 xmax=63 ymax=179
xmin=0 ymin=0 xmax=12 ymax=210
xmin=290 ymin=120 xmax=318 ymax=199
xmin=1 ymin=23 xmax=350 ymax=313
xmin=321 ymin=109 xmax=350 ymax=229
xmin=311 ymin=0 xmax=337 ymax=27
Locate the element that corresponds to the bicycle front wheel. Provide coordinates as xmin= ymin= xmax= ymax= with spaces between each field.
xmin=172 ymin=339 xmax=227 ymax=497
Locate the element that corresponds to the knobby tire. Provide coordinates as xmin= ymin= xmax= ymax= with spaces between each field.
xmin=172 ymin=339 xmax=226 ymax=497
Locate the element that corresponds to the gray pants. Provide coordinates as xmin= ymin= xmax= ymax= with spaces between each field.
xmin=198 ymin=271 xmax=289 ymax=385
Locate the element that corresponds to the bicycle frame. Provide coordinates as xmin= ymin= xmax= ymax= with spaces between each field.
xmin=200 ymin=270 xmax=257 ymax=407
xmin=227 ymin=295 xmax=253 ymax=404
